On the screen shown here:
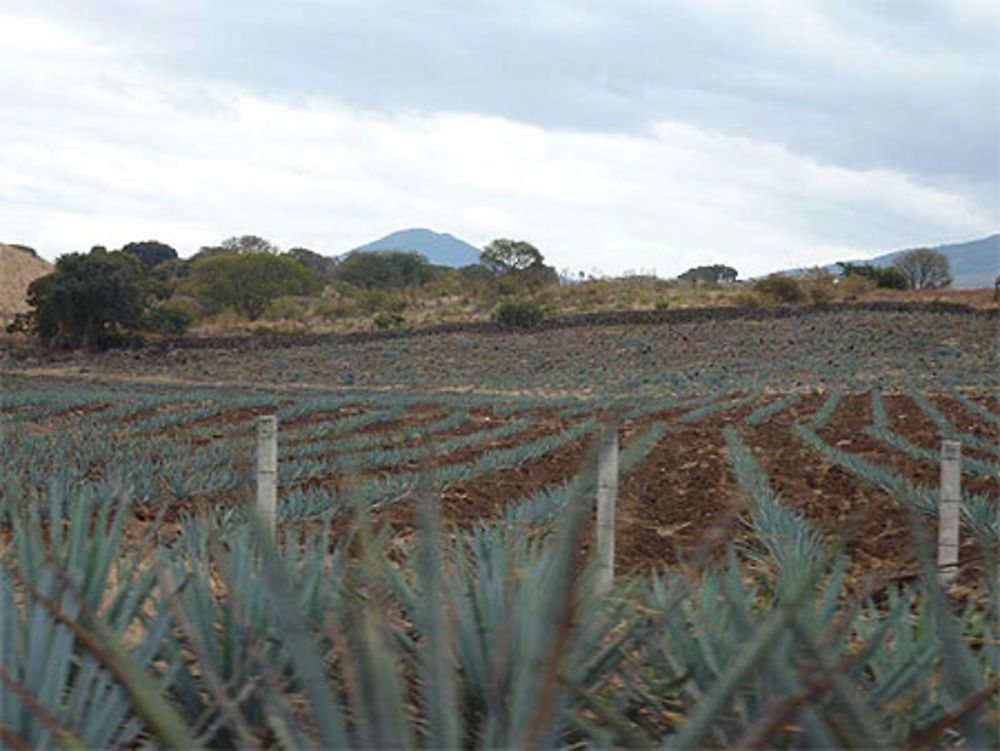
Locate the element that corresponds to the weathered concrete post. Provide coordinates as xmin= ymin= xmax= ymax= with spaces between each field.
xmin=938 ymin=440 xmax=961 ymax=586
xmin=256 ymin=415 xmax=278 ymax=537
xmin=595 ymin=420 xmax=619 ymax=597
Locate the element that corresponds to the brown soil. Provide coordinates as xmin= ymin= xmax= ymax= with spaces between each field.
xmin=288 ymin=417 xmax=585 ymax=494
xmin=931 ymin=395 xmax=999 ymax=438
xmin=376 ymin=433 xmax=596 ymax=532
xmin=111 ymin=405 xmax=187 ymax=426
xmin=811 ymin=391 xmax=992 ymax=584
xmin=820 ymin=393 xmax=998 ymax=497
xmin=743 ymin=393 xmax=930 ymax=582
xmin=372 ymin=416 xmax=578 ymax=473
xmin=280 ymin=404 xmax=371 ymax=431
xmin=46 ymin=401 xmax=115 ymax=420
xmin=611 ymin=402 xmax=765 ymax=572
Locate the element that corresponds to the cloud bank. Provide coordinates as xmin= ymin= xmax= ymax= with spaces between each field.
xmin=1 ymin=2 xmax=996 ymax=277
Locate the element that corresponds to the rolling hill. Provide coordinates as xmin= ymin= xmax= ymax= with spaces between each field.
xmin=348 ymin=228 xmax=481 ymax=267
xmin=780 ymin=234 xmax=998 ymax=288
xmin=0 ymin=244 xmax=52 ymax=323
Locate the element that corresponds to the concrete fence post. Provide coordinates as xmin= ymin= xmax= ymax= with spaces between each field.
xmin=256 ymin=415 xmax=278 ymax=538
xmin=595 ymin=420 xmax=619 ymax=597
xmin=938 ymin=440 xmax=961 ymax=586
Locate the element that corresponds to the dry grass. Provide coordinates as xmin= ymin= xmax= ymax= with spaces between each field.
xmin=7 ymin=257 xmax=992 ymax=343
xmin=186 ymin=275 xmax=999 ymax=339
xmin=0 ymin=244 xmax=52 ymax=323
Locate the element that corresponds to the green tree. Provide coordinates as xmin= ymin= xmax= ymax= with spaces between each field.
xmin=678 ymin=264 xmax=738 ymax=283
xmin=187 ymin=252 xmax=316 ymax=320
xmin=480 ymin=239 xmax=558 ymax=291
xmin=191 ymin=235 xmax=280 ymax=260
xmin=333 ymin=251 xmax=436 ymax=289
xmin=893 ymin=248 xmax=952 ymax=289
xmin=221 ymin=234 xmax=280 ymax=254
xmin=836 ymin=262 xmax=909 ymax=290
xmin=16 ymin=248 xmax=147 ymax=349
xmin=285 ymin=247 xmax=339 ymax=282
xmin=480 ymin=239 xmax=545 ymax=275
xmin=121 ymin=240 xmax=178 ymax=271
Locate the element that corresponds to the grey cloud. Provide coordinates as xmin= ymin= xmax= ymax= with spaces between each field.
xmin=27 ymin=0 xmax=998 ymax=202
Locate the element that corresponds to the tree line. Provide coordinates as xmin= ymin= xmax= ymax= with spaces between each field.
xmin=8 ymin=236 xmax=565 ymax=348
xmin=8 ymin=236 xmax=952 ymax=349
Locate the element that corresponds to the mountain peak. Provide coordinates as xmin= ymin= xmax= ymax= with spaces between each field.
xmin=350 ymin=228 xmax=481 ymax=268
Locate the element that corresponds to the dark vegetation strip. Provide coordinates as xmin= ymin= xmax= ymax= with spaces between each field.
xmin=149 ymin=302 xmax=999 ymax=352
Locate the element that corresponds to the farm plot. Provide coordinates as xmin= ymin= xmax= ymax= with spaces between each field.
xmin=2 ymin=375 xmax=996 ymax=581
xmin=11 ymin=307 xmax=999 ymax=396
xmin=2 ymin=370 xmax=999 ymax=748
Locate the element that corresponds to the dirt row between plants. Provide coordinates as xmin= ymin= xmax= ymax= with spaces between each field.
xmin=804 ymin=393 xmax=993 ymax=586
xmin=17 ymin=383 xmax=999 ymax=584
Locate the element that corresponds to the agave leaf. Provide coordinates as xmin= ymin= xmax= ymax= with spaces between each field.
xmin=414 ymin=474 xmax=462 ymax=749
xmin=251 ymin=514 xmax=349 ymax=750
xmin=0 ymin=667 xmax=89 ymax=751
xmin=26 ymin=576 xmax=198 ymax=750
xmin=667 ymin=565 xmax=820 ymax=751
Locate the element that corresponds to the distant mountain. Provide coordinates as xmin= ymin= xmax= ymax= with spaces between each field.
xmin=348 ymin=228 xmax=481 ymax=268
xmin=780 ymin=234 xmax=999 ymax=289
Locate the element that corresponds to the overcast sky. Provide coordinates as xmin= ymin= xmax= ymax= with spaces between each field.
xmin=1 ymin=1 xmax=997 ymax=277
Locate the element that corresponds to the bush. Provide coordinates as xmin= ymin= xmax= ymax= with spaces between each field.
xmin=334 ymin=251 xmax=436 ymax=289
xmin=837 ymin=262 xmax=909 ymax=290
xmin=144 ymin=300 xmax=197 ymax=335
xmin=186 ymin=252 xmax=317 ymax=320
xmin=492 ymin=298 xmax=546 ymax=328
xmin=373 ymin=311 xmax=405 ymax=329
xmin=796 ymin=268 xmax=837 ymax=304
xmin=356 ymin=290 xmax=406 ymax=315
xmin=677 ymin=264 xmax=738 ymax=284
xmin=730 ymin=291 xmax=761 ymax=307
xmin=805 ymin=283 xmax=834 ymax=304
xmin=837 ymin=274 xmax=876 ymax=300
xmin=754 ymin=275 xmax=804 ymax=304
xmin=263 ymin=296 xmax=311 ymax=322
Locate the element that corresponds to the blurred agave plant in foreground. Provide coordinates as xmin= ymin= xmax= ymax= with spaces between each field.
xmin=1 ymin=464 xmax=998 ymax=750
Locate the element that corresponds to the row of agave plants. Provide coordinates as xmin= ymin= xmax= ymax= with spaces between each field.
xmin=2 ymin=429 xmax=998 ymax=750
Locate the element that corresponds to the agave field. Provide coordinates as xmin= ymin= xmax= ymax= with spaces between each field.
xmin=1 ymin=307 xmax=999 ymax=748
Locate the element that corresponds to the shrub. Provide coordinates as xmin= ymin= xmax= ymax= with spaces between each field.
xmin=356 ymin=290 xmax=406 ymax=315
xmin=144 ymin=300 xmax=197 ymax=335
xmin=263 ymin=296 xmax=311 ymax=322
xmin=373 ymin=311 xmax=405 ymax=329
xmin=732 ymin=291 xmax=762 ymax=307
xmin=677 ymin=264 xmax=738 ymax=283
xmin=836 ymin=274 xmax=876 ymax=300
xmin=334 ymin=251 xmax=436 ymax=289
xmin=186 ymin=252 xmax=317 ymax=320
xmin=806 ymin=284 xmax=834 ymax=304
xmin=754 ymin=275 xmax=804 ymax=304
xmin=492 ymin=298 xmax=546 ymax=328
xmin=837 ymin=262 xmax=909 ymax=290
